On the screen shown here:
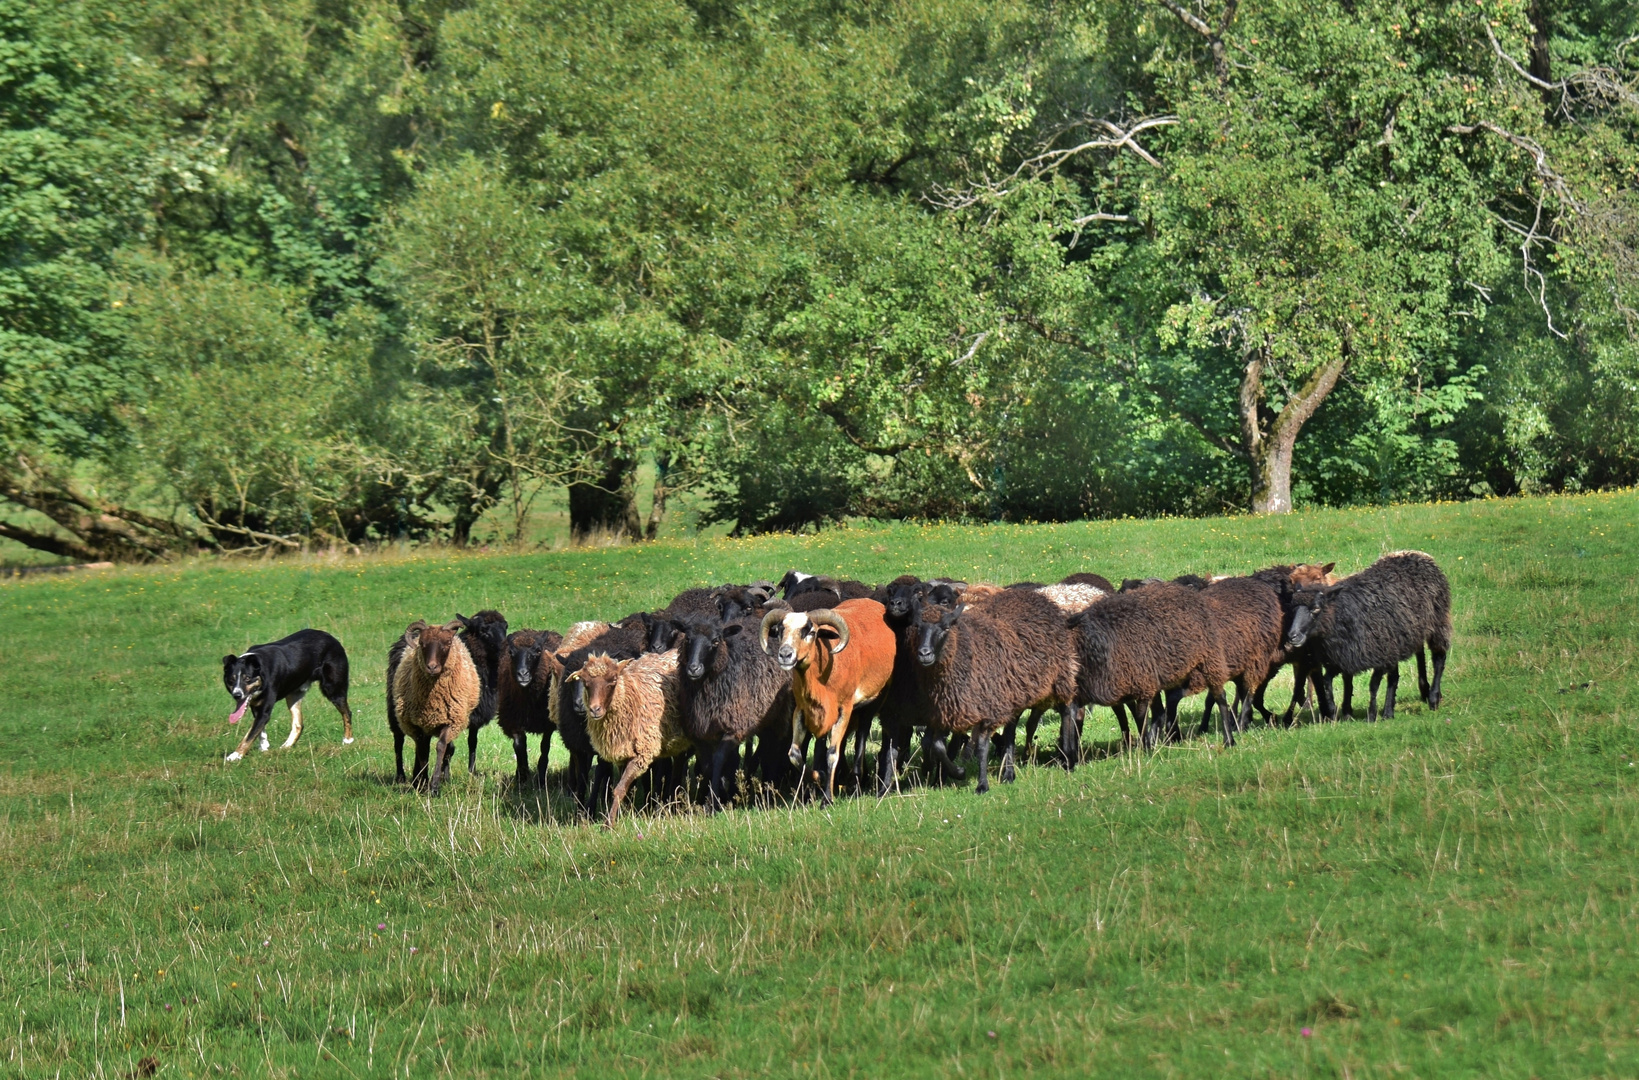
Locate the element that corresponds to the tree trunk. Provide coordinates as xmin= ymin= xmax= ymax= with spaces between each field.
xmin=1527 ymin=0 xmax=1553 ymax=86
xmin=1242 ymin=342 xmax=1349 ymax=515
xmin=644 ymin=456 xmax=669 ymax=541
xmin=569 ymin=454 xmax=642 ymax=542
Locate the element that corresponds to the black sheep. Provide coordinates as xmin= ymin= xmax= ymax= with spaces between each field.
xmin=455 ymin=610 xmax=508 ymax=774
xmin=1285 ymin=550 xmax=1452 ymax=722
xmin=676 ymin=611 xmax=795 ymax=809
xmin=910 ymin=588 xmax=1079 ymax=794
xmin=497 ymin=628 xmax=563 ymax=792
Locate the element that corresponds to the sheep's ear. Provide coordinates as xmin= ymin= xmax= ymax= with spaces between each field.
xmin=721 ymin=623 xmax=744 ymax=638
xmin=565 ymin=670 xmax=581 ymax=682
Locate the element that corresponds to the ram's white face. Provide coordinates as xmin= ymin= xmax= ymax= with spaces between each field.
xmin=769 ymin=613 xmax=815 ymax=671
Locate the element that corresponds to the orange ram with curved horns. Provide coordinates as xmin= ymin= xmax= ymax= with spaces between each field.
xmin=760 ymin=598 xmax=897 ymax=802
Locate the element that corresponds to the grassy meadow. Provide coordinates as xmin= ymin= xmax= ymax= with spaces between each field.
xmin=2 ymin=492 xmax=1637 ymax=1078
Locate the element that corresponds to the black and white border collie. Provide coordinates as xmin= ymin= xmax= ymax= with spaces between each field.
xmin=221 ymin=629 xmax=354 ymax=762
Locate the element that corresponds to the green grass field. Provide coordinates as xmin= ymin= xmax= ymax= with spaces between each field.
xmin=2 ymin=492 xmax=1636 ymax=1078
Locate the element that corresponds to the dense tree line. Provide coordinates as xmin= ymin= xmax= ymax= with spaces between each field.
xmin=2 ymin=0 xmax=1635 ymax=559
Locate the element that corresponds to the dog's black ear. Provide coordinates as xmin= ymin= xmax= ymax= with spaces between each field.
xmin=222 ymin=654 xmax=238 ymax=669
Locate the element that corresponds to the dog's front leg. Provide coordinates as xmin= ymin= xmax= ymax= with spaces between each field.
xmin=226 ymin=699 xmax=273 ymax=762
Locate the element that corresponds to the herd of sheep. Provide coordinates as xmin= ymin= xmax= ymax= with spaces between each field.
xmin=384 ymin=551 xmax=1452 ymax=824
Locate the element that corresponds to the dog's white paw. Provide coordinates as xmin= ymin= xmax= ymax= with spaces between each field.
xmin=343 ymin=737 xmax=355 ymax=745
xmin=258 ymin=735 xmax=270 ymax=752
xmin=224 ymin=751 xmax=243 ymax=763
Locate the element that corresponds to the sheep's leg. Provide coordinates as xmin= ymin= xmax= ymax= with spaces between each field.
xmin=1252 ymin=673 xmax=1275 ymax=727
xmin=1112 ymin=702 xmax=1131 ymax=747
xmin=1339 ymin=671 xmax=1355 ymax=720
xmin=1055 ymin=704 xmax=1081 ymax=773
xmin=823 ymin=710 xmax=854 ymax=804
xmin=511 ymin=732 xmax=532 ymax=792
xmin=533 ymin=730 xmax=553 ymax=790
xmin=1165 ymin=689 xmax=1185 ymax=742
xmin=1367 ymin=669 xmax=1384 ymax=723
xmin=1211 ymin=685 xmax=1235 ymax=748
xmin=606 ymin=755 xmax=651 ymax=827
xmin=876 ymin=723 xmax=899 ymax=797
xmin=589 ymin=759 xmax=614 ymax=818
xmin=973 ymin=730 xmax=993 ymax=794
xmin=925 ymin=730 xmax=965 ymax=783
xmin=1134 ymin=696 xmax=1158 ymax=752
xmin=949 ymin=732 xmax=971 ymax=762
xmin=1383 ymin=664 xmax=1400 ymax=719
xmin=429 ymin=736 xmax=455 ymax=795
xmin=409 ymin=735 xmax=430 ymax=788
xmin=999 ymin=718 xmax=1019 ymax=784
xmin=1233 ymin=678 xmax=1253 ymax=734
xmin=707 ymin=738 xmax=738 ymax=810
xmin=1280 ymin=663 xmax=1307 ymax=728
xmin=848 ymin=707 xmax=872 ymax=790
xmin=467 ymin=725 xmax=481 ymax=776
xmin=1020 ymin=710 xmax=1038 ymax=764
xmin=393 ymin=726 xmax=407 ymax=782
xmin=1428 ymin=648 xmax=1447 ymax=709
xmin=1416 ymin=647 xmax=1431 ymax=705
xmin=788 ymin=704 xmax=808 ymax=769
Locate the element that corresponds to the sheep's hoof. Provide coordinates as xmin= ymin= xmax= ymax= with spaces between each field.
xmin=1000 ymin=765 xmax=1016 ymax=784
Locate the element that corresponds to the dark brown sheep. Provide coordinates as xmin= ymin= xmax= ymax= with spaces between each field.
xmin=1070 ymin=583 xmax=1229 ymax=752
xmin=910 ymin=588 xmax=1079 ymax=793
xmin=1195 ymin=576 xmax=1284 ymax=746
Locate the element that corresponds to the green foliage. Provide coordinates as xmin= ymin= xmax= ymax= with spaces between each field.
xmin=1 ymin=0 xmax=1636 ymax=558
xmin=0 ymin=0 xmax=178 ymax=456
xmin=2 ymin=494 xmax=1637 ymax=1073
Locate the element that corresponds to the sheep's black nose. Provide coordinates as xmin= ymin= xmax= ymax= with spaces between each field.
xmin=686 ymin=664 xmax=705 ymax=679
xmin=777 ymin=647 xmax=796 ymax=666
xmin=917 ymin=650 xmax=937 ymax=666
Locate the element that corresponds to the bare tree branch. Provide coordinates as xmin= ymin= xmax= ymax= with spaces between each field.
xmin=928 ymin=117 xmax=1178 ymax=211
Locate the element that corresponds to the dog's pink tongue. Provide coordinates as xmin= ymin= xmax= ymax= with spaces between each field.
xmin=228 ymin=699 xmax=249 ymax=724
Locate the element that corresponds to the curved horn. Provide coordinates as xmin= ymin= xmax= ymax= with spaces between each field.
xmin=807 ymin=608 xmax=850 ymax=654
xmin=440 ymin=619 xmax=464 ymax=632
xmin=759 ymin=609 xmax=787 ymax=655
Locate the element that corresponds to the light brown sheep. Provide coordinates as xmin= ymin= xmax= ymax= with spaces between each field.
xmin=570 ymin=650 xmax=690 ymax=826
xmin=559 ymin=620 xmax=613 ymax=656
xmin=390 ymin=621 xmax=481 ymax=794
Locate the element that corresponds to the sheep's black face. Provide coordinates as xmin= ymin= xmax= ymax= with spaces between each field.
xmin=509 ymin=637 xmax=544 ymax=687
xmin=914 ymin=606 xmax=964 ymax=667
xmin=1285 ymin=593 xmax=1323 ymax=649
xmin=884 ymin=581 xmax=920 ymax=620
xmin=644 ymin=615 xmax=678 ymax=654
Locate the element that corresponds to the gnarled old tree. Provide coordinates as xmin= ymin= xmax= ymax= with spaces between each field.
xmin=943 ymin=0 xmax=1638 ymax=513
